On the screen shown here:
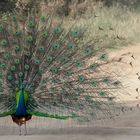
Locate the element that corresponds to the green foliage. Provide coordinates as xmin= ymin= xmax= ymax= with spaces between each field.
xmin=0 ymin=0 xmax=16 ymax=13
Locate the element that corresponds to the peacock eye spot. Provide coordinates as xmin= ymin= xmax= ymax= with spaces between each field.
xmin=28 ymin=21 xmax=35 ymax=28
xmin=100 ymin=54 xmax=107 ymax=61
xmin=40 ymin=79 xmax=47 ymax=85
xmin=7 ymin=75 xmax=12 ymax=81
xmin=15 ymin=80 xmax=19 ymax=85
xmin=50 ymin=67 xmax=59 ymax=74
xmin=78 ymin=75 xmax=85 ymax=82
xmin=12 ymin=16 xmax=16 ymax=22
xmin=53 ymin=27 xmax=61 ymax=34
xmin=15 ymin=59 xmax=20 ymax=64
xmin=60 ymin=57 xmax=68 ymax=64
xmin=113 ymin=81 xmax=120 ymax=86
xmin=15 ymin=46 xmax=20 ymax=52
xmin=24 ymin=64 xmax=30 ymax=70
xmin=27 ymin=35 xmax=33 ymax=42
xmin=11 ymin=66 xmax=16 ymax=71
xmin=15 ymin=31 xmax=21 ymax=36
xmin=38 ymin=69 xmax=43 ymax=75
xmin=18 ymin=72 xmax=23 ymax=77
xmin=53 ymin=43 xmax=60 ymax=50
xmin=25 ymin=51 xmax=31 ymax=57
xmin=42 ymin=31 xmax=48 ymax=38
xmin=67 ymin=43 xmax=75 ymax=49
xmin=89 ymin=64 xmax=97 ymax=70
xmin=76 ymin=61 xmax=83 ymax=68
xmin=34 ymin=59 xmax=41 ymax=65
xmin=40 ymin=16 xmax=46 ymax=22
xmin=103 ymin=78 xmax=109 ymax=83
xmin=0 ymin=63 xmax=6 ymax=69
xmin=47 ymin=57 xmax=53 ymax=62
xmin=65 ymin=71 xmax=72 ymax=76
xmin=38 ymin=47 xmax=45 ymax=53
xmin=71 ymin=31 xmax=79 ymax=37
xmin=84 ymin=48 xmax=92 ymax=55
xmin=0 ymin=39 xmax=7 ymax=46
xmin=99 ymin=91 xmax=106 ymax=96
xmin=91 ymin=79 xmax=97 ymax=87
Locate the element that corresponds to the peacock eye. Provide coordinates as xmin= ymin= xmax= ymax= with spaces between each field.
xmin=24 ymin=64 xmax=30 ymax=70
xmin=75 ymin=61 xmax=83 ymax=68
xmin=0 ymin=24 xmax=4 ymax=32
xmin=12 ymin=15 xmax=16 ymax=22
xmin=78 ymin=75 xmax=86 ymax=82
xmin=0 ymin=63 xmax=6 ymax=69
xmin=64 ymin=71 xmax=72 ymax=76
xmin=53 ymin=27 xmax=61 ymax=34
xmin=59 ymin=91 xmax=65 ymax=95
xmin=40 ymin=16 xmax=46 ymax=22
xmin=34 ymin=59 xmax=41 ymax=65
xmin=100 ymin=54 xmax=107 ymax=61
xmin=113 ymin=81 xmax=120 ymax=86
xmin=89 ymin=64 xmax=97 ymax=70
xmin=42 ymin=31 xmax=48 ymax=38
xmin=15 ymin=80 xmax=19 ymax=85
xmin=15 ymin=59 xmax=20 ymax=64
xmin=47 ymin=56 xmax=53 ymax=63
xmin=14 ymin=31 xmax=21 ymax=36
xmin=4 ymin=53 xmax=11 ymax=59
xmin=71 ymin=31 xmax=79 ymax=38
xmin=18 ymin=72 xmax=23 ymax=77
xmin=40 ymin=79 xmax=47 ymax=85
xmin=49 ymin=88 xmax=56 ymax=93
xmin=53 ymin=43 xmax=60 ymax=50
xmin=50 ymin=67 xmax=59 ymax=74
xmin=99 ymin=91 xmax=106 ymax=96
xmin=38 ymin=69 xmax=43 ymax=75
xmin=91 ymin=79 xmax=97 ymax=87
xmin=7 ymin=75 xmax=12 ymax=81
xmin=60 ymin=57 xmax=68 ymax=64
xmin=0 ymin=39 xmax=7 ymax=46
xmin=67 ymin=43 xmax=75 ymax=49
xmin=75 ymin=88 xmax=83 ymax=94
xmin=103 ymin=78 xmax=109 ymax=84
xmin=38 ymin=47 xmax=45 ymax=53
xmin=27 ymin=35 xmax=33 ymax=42
xmin=10 ymin=66 xmax=16 ymax=71
xmin=15 ymin=46 xmax=20 ymax=52
xmin=84 ymin=48 xmax=92 ymax=56
xmin=28 ymin=21 xmax=35 ymax=28
xmin=25 ymin=51 xmax=31 ymax=57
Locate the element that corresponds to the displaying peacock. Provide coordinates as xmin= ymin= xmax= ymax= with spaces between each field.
xmin=0 ymin=11 xmax=129 ymax=135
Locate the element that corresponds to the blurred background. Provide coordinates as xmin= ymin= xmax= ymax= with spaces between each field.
xmin=1 ymin=0 xmax=140 ymax=50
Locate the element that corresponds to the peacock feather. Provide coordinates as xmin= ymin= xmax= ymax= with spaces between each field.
xmin=0 ymin=12 xmax=129 ymax=134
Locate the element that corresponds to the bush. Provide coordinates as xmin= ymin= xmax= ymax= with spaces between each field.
xmin=0 ymin=0 xmax=16 ymax=13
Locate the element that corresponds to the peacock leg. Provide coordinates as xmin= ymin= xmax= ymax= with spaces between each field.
xmin=19 ymin=125 xmax=21 ymax=135
xmin=24 ymin=122 xmax=27 ymax=135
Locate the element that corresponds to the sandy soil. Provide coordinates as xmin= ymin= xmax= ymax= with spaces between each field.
xmin=0 ymin=44 xmax=140 ymax=139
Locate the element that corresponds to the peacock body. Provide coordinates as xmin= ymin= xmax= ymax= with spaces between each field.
xmin=0 ymin=12 xmax=128 ymax=134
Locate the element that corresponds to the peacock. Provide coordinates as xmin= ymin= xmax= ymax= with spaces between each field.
xmin=0 ymin=11 xmax=129 ymax=135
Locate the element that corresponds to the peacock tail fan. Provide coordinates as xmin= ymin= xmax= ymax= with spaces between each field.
xmin=0 ymin=11 xmax=130 ymax=123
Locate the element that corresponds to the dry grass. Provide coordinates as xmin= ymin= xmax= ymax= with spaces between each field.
xmin=62 ymin=3 xmax=140 ymax=50
xmin=1 ymin=1 xmax=140 ymax=50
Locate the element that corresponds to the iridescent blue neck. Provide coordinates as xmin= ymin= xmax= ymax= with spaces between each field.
xmin=15 ymin=89 xmax=28 ymax=116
